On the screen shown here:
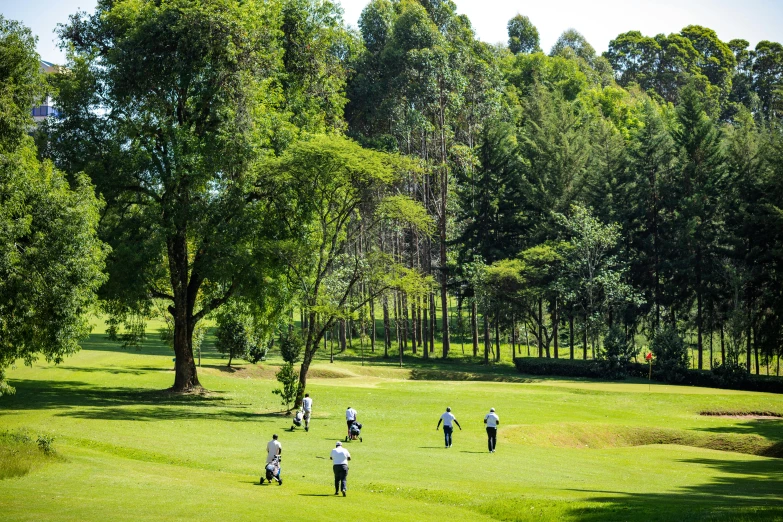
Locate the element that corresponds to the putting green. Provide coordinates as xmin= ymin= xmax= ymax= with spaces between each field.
xmin=1 ymin=333 xmax=782 ymax=521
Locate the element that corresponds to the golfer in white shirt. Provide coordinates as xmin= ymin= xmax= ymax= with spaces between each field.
xmin=330 ymin=441 xmax=351 ymax=496
xmin=436 ymin=407 xmax=462 ymax=448
xmin=302 ymin=393 xmax=313 ymax=431
xmin=345 ymin=406 xmax=358 ymax=439
xmin=266 ymin=434 xmax=282 ymax=464
xmin=484 ymin=408 xmax=500 ymax=452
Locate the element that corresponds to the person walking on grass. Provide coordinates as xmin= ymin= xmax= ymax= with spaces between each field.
xmin=345 ymin=406 xmax=358 ymax=440
xmin=330 ymin=441 xmax=351 ymax=496
xmin=484 ymin=408 xmax=499 ymax=453
xmin=436 ymin=407 xmax=462 ymax=448
xmin=266 ymin=434 xmax=282 ymax=464
xmin=302 ymin=393 xmax=313 ymax=432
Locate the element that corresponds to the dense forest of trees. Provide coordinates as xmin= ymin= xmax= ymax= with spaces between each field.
xmin=3 ymin=0 xmax=783 ymax=397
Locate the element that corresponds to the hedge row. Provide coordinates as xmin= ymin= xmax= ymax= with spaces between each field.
xmin=513 ymin=357 xmax=783 ymax=394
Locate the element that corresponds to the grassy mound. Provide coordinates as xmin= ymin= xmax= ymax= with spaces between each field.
xmin=504 ymin=422 xmax=783 ymax=458
xmin=0 ymin=430 xmax=60 ymax=479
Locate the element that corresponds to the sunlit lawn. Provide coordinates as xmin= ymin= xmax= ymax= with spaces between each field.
xmin=0 ymin=324 xmax=782 ymax=521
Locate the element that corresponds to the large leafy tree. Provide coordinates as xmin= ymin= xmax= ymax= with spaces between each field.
xmin=507 ymin=14 xmax=539 ymax=55
xmin=263 ymin=135 xmax=429 ymax=406
xmin=50 ymin=0 xmax=346 ymax=391
xmin=0 ymin=17 xmax=107 ymax=395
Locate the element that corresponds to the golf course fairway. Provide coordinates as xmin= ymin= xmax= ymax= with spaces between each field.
xmin=1 ymin=333 xmax=782 ymax=521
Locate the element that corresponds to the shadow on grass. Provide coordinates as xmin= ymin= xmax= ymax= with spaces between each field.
xmin=0 ymin=378 xmax=277 ymax=423
xmin=567 ymin=457 xmax=783 ymax=521
xmin=695 ymin=419 xmax=783 ymax=441
xmin=79 ymin=334 xmax=174 ymax=357
xmin=692 ymin=419 xmax=783 ymax=458
xmin=56 ymin=366 xmax=171 ymax=375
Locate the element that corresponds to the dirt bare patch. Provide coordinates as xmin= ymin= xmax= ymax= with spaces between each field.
xmin=504 ymin=423 xmax=783 ymax=458
xmin=200 ymin=364 xmax=277 ymax=380
xmin=309 ymin=368 xmax=356 ymax=379
xmin=700 ymin=411 xmax=782 ymax=420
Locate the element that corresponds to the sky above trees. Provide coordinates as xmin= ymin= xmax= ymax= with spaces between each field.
xmin=6 ymin=0 xmax=782 ymax=64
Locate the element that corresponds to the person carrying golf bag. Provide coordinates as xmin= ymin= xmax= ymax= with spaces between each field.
xmin=261 ymin=454 xmax=282 ymax=485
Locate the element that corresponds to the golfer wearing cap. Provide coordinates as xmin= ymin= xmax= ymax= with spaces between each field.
xmin=484 ymin=408 xmax=499 ymax=452
xmin=266 ymin=434 xmax=282 ymax=463
xmin=436 ymin=407 xmax=462 ymax=448
xmin=330 ymin=441 xmax=351 ymax=496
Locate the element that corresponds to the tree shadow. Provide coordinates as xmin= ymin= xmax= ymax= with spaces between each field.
xmin=0 ymin=378 xmax=277 ymax=423
xmin=694 ymin=419 xmax=783 ymax=441
xmin=567 ymin=457 xmax=783 ymax=521
xmin=56 ymin=366 xmax=170 ymax=375
xmin=79 ymin=334 xmax=174 ymax=357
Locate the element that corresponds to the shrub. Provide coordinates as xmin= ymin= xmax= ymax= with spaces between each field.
xmin=272 ymin=362 xmax=299 ymax=411
xmin=513 ymin=354 xmax=783 ymax=394
xmin=36 ymin=435 xmax=55 ymax=455
xmin=279 ymin=331 xmax=303 ymax=364
xmin=650 ymin=327 xmax=689 ymax=383
xmin=711 ymin=361 xmax=750 ymax=388
xmin=597 ymin=327 xmax=638 ymax=379
xmin=244 ymin=339 xmax=269 ymax=364
xmin=215 ymin=314 xmax=249 ymax=368
xmin=514 ymin=357 xmax=601 ymax=378
xmin=0 ymin=431 xmax=57 ymax=479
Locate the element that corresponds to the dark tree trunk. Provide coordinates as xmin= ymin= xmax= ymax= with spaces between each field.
xmin=441 ymin=287 xmax=450 ymax=358
xmin=402 ymin=293 xmax=409 ymax=353
xmin=370 ymin=299 xmax=376 ymax=353
xmin=410 ymin=299 xmax=417 ymax=354
xmin=423 ymin=301 xmax=429 ymax=360
xmin=169 ymin=233 xmax=200 ymax=392
xmin=430 ymin=294 xmax=438 ymax=353
xmin=471 ymin=299 xmax=479 ymax=357
xmin=746 ymin=291 xmax=752 ymax=372
xmin=295 ymin=311 xmax=327 ymax=408
xmin=417 ymin=296 xmax=423 ymax=349
xmin=383 ymin=295 xmax=390 ymax=358
xmin=720 ymin=322 xmax=725 ymax=365
xmin=393 ymin=291 xmax=400 ymax=353
xmin=339 ymin=319 xmax=347 ymax=352
xmin=483 ymin=314 xmax=490 ymax=364
xmin=583 ymin=320 xmax=588 ymax=360
xmin=538 ymin=298 xmax=543 ymax=358
xmin=569 ymin=314 xmax=575 ymax=360
xmin=696 ymin=246 xmax=703 ymax=370
xmin=553 ymin=298 xmax=559 ymax=359
xmin=754 ymin=326 xmax=759 ymax=375
xmin=495 ymin=309 xmax=501 ymax=362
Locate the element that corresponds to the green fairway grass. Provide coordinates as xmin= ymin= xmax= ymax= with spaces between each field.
xmin=1 ymin=328 xmax=782 ymax=521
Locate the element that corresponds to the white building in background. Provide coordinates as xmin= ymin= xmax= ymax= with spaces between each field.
xmin=32 ymin=60 xmax=60 ymax=123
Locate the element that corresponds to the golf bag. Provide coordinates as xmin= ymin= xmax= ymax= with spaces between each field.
xmin=292 ymin=409 xmax=303 ymax=428
xmin=349 ymin=422 xmax=362 ymax=441
xmin=261 ymin=455 xmax=281 ymax=484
